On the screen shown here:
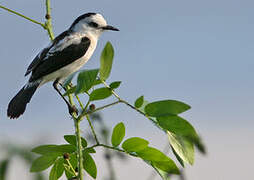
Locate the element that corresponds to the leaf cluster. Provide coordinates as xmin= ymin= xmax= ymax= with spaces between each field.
xmin=31 ymin=135 xmax=97 ymax=180
xmin=135 ymin=97 xmax=206 ymax=167
xmin=29 ymin=41 xmax=206 ymax=180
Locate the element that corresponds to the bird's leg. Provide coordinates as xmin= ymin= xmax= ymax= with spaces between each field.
xmin=59 ymin=83 xmax=67 ymax=91
xmin=53 ymin=79 xmax=78 ymax=115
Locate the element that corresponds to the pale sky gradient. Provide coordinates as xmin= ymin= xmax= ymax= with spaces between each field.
xmin=0 ymin=0 xmax=254 ymax=179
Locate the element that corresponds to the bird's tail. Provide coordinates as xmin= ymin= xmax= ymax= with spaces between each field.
xmin=7 ymin=81 xmax=41 ymax=119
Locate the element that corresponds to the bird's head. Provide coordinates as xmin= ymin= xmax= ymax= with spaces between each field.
xmin=69 ymin=13 xmax=119 ymax=37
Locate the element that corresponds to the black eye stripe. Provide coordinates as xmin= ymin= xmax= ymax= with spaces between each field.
xmin=89 ymin=22 xmax=98 ymax=28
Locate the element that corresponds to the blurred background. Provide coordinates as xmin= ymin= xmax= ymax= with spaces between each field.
xmin=0 ymin=0 xmax=254 ymax=179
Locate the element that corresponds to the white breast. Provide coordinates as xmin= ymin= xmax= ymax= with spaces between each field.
xmin=40 ymin=35 xmax=97 ymax=86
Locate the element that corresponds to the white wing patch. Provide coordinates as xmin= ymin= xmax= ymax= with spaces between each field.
xmin=45 ymin=33 xmax=83 ymax=59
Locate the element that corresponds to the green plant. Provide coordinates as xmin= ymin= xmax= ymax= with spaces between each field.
xmin=1 ymin=1 xmax=206 ymax=180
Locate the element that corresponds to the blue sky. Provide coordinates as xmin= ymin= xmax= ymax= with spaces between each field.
xmin=0 ymin=0 xmax=254 ymax=179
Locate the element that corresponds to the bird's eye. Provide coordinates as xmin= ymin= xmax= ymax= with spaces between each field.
xmin=89 ymin=22 xmax=99 ymax=28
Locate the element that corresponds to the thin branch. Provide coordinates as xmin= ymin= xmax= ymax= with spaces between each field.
xmin=0 ymin=5 xmax=46 ymax=28
xmin=101 ymin=80 xmax=121 ymax=100
xmin=85 ymin=115 xmax=99 ymax=144
xmin=101 ymin=80 xmax=158 ymax=124
xmin=66 ymin=159 xmax=77 ymax=176
xmin=81 ymin=100 xmax=121 ymax=117
xmin=83 ymin=100 xmax=90 ymax=111
xmin=45 ymin=0 xmax=54 ymax=40
xmin=74 ymin=120 xmax=84 ymax=180
xmin=89 ymin=144 xmax=138 ymax=157
xmin=76 ymin=95 xmax=85 ymax=110
xmin=66 ymin=89 xmax=83 ymax=180
xmin=65 ymin=90 xmax=83 ymax=180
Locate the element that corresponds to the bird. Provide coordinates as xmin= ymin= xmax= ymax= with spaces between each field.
xmin=7 ymin=12 xmax=119 ymax=119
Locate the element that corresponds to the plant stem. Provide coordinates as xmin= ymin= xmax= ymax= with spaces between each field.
xmin=66 ymin=89 xmax=83 ymax=180
xmin=65 ymin=87 xmax=83 ymax=180
xmin=75 ymin=119 xmax=84 ymax=180
xmin=45 ymin=0 xmax=54 ymax=40
xmin=85 ymin=115 xmax=99 ymax=144
xmin=66 ymin=159 xmax=77 ymax=176
xmin=101 ymin=80 xmax=121 ymax=100
xmin=81 ymin=100 xmax=120 ymax=117
xmin=101 ymin=80 xmax=158 ymax=124
xmin=76 ymin=95 xmax=85 ymax=110
xmin=83 ymin=100 xmax=90 ymax=111
xmin=0 ymin=5 xmax=46 ymax=28
xmin=89 ymin=143 xmax=138 ymax=157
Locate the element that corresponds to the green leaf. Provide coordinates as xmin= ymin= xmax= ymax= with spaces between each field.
xmin=100 ymin=42 xmax=114 ymax=80
xmin=64 ymin=135 xmax=77 ymax=146
xmin=171 ymin=145 xmax=185 ymax=167
xmin=0 ymin=159 xmax=9 ymax=180
xmin=137 ymin=147 xmax=167 ymax=162
xmin=49 ymin=158 xmax=64 ymax=180
xmin=63 ymin=72 xmax=78 ymax=87
xmin=137 ymin=147 xmax=179 ymax=174
xmin=32 ymin=144 xmax=76 ymax=156
xmin=30 ymin=155 xmax=58 ymax=172
xmin=89 ymin=87 xmax=112 ymax=101
xmin=193 ymin=136 xmax=206 ymax=154
xmin=64 ymin=135 xmax=87 ymax=148
xmin=152 ymin=166 xmax=172 ymax=180
xmin=144 ymin=160 xmax=172 ymax=180
xmin=146 ymin=161 xmax=172 ymax=180
xmin=93 ymin=79 xmax=102 ymax=86
xmin=83 ymin=153 xmax=97 ymax=179
xmin=49 ymin=164 xmax=57 ymax=180
xmin=134 ymin=96 xmax=144 ymax=108
xmin=111 ymin=122 xmax=125 ymax=147
xmin=168 ymin=132 xmax=193 ymax=166
xmin=109 ymin=81 xmax=121 ymax=89
xmin=157 ymin=115 xmax=197 ymax=139
xmin=75 ymin=69 xmax=99 ymax=95
xmin=145 ymin=100 xmax=191 ymax=117
xmin=68 ymin=153 xmax=78 ymax=169
xmin=31 ymin=145 xmax=58 ymax=155
xmin=122 ymin=137 xmax=149 ymax=152
xmin=83 ymin=147 xmax=96 ymax=154
xmin=55 ymin=158 xmax=64 ymax=178
xmin=137 ymin=100 xmax=150 ymax=114
xmin=152 ymin=160 xmax=179 ymax=174
xmin=63 ymin=86 xmax=76 ymax=96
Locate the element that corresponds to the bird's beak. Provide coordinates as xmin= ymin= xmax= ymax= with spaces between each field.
xmin=102 ymin=25 xmax=119 ymax=31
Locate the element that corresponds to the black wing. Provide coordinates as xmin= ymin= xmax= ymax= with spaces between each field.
xmin=25 ymin=31 xmax=70 ymax=76
xmin=27 ymin=35 xmax=91 ymax=82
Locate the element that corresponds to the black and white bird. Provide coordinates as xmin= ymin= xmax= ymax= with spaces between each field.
xmin=7 ymin=13 xmax=119 ymax=119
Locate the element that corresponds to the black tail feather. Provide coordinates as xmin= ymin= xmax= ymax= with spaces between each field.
xmin=7 ymin=82 xmax=40 ymax=119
